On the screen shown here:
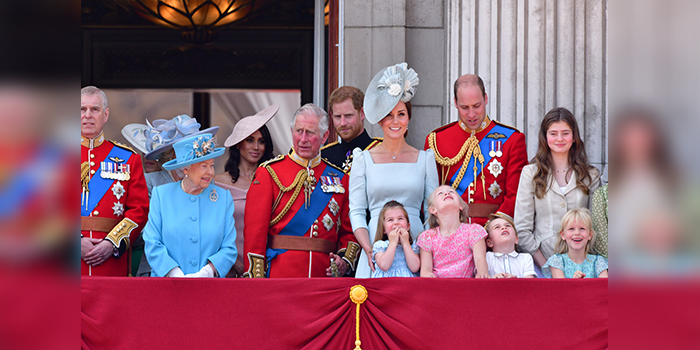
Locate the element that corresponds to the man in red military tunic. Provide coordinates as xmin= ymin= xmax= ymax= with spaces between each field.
xmin=80 ymin=86 xmax=149 ymax=276
xmin=425 ymin=74 xmax=528 ymax=226
xmin=243 ymin=103 xmax=360 ymax=278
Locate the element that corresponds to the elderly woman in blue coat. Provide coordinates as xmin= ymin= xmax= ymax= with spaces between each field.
xmin=144 ymin=133 xmax=237 ymax=277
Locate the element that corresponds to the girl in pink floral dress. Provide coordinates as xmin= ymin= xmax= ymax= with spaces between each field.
xmin=417 ymin=186 xmax=489 ymax=278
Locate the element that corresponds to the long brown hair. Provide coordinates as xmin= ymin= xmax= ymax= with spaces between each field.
xmin=374 ymin=200 xmax=413 ymax=245
xmin=532 ymin=107 xmax=594 ymax=199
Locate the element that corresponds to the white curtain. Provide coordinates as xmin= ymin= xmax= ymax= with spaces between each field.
xmin=210 ymin=90 xmax=300 ymax=173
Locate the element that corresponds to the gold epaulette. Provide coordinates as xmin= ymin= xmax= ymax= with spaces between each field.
xmin=109 ymin=140 xmax=138 ymax=154
xmin=322 ymin=158 xmax=346 ymax=173
xmin=259 ymin=154 xmax=284 ymax=168
xmin=366 ymin=138 xmax=383 ymax=150
xmin=429 ymin=121 xmax=459 ymax=135
xmin=320 ymin=140 xmax=339 ymax=151
xmin=492 ymin=120 xmax=522 ymax=133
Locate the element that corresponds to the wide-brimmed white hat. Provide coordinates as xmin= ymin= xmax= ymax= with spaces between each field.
xmin=121 ymin=114 xmax=219 ymax=160
xmin=162 ymin=133 xmax=225 ymax=171
xmin=363 ymin=62 xmax=419 ymax=124
xmin=224 ymin=104 xmax=278 ymax=147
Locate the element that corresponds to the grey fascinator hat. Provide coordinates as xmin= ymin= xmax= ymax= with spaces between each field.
xmin=363 ymin=62 xmax=419 ymax=124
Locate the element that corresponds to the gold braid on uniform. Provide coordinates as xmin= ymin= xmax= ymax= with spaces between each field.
xmin=81 ymin=161 xmax=90 ymax=191
xmin=428 ymin=132 xmax=487 ymax=199
xmin=265 ymin=165 xmax=309 ymax=226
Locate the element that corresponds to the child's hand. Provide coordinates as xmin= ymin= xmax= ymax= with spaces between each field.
xmin=493 ymin=272 xmax=517 ymax=279
xmin=398 ymin=228 xmax=410 ymax=244
xmin=474 ymin=269 xmax=490 ymax=279
xmin=573 ymin=270 xmax=586 ymax=279
xmin=388 ymin=228 xmax=399 ymax=244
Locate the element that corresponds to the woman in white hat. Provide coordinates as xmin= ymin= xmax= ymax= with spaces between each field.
xmin=213 ymin=105 xmax=278 ymax=277
xmin=143 ymin=133 xmax=237 ymax=278
xmin=349 ymin=62 xmax=439 ymax=278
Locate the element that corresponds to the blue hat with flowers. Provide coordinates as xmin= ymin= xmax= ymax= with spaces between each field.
xmin=363 ymin=62 xmax=419 ymax=124
xmin=162 ymin=133 xmax=225 ymax=171
xmin=121 ymin=114 xmax=220 ymax=160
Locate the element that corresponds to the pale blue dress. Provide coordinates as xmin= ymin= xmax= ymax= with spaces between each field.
xmin=144 ymin=181 xmax=237 ymax=277
xmin=349 ymin=148 xmax=439 ymax=278
xmin=371 ymin=241 xmax=420 ymax=278
xmin=542 ymin=253 xmax=608 ymax=278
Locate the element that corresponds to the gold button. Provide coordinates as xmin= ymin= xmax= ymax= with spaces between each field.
xmin=313 ymin=225 xmax=318 ymax=230
xmin=314 ymin=220 xmax=318 ymax=224
xmin=90 ymin=161 xmax=95 ymax=166
xmin=469 ymin=198 xmax=474 ymax=203
xmin=561 ymin=203 xmax=566 ymax=208
xmin=90 ymin=154 xmax=95 ymax=159
xmin=469 ymin=190 xmax=474 ymax=195
xmin=90 ymin=169 xmax=96 ymax=175
xmin=93 ymin=211 xmax=99 ymax=215
xmin=469 ymin=183 xmax=474 ymax=188
xmin=312 ymin=232 xmax=318 ymax=237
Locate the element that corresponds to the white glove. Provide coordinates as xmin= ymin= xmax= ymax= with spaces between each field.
xmin=166 ymin=267 xmax=185 ymax=277
xmin=184 ymin=264 xmax=215 ymax=278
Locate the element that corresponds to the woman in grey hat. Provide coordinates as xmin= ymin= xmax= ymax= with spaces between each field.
xmin=348 ymin=62 xmax=439 ymax=278
xmin=213 ymin=105 xmax=277 ymax=277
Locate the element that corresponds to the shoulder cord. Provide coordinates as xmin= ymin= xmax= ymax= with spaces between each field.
xmin=265 ymin=165 xmax=308 ymax=226
xmin=428 ymin=132 xmax=486 ymax=199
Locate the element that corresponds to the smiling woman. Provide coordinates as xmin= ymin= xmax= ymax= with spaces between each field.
xmin=348 ymin=62 xmax=439 ymax=278
xmin=143 ymin=133 xmax=237 ymax=278
xmin=213 ymin=105 xmax=277 ymax=277
xmin=514 ymin=108 xmax=600 ymax=273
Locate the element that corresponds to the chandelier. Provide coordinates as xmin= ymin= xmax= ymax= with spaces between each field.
xmin=118 ymin=0 xmax=269 ymax=44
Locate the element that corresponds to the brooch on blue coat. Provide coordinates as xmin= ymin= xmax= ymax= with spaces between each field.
xmin=209 ymin=189 xmax=218 ymax=202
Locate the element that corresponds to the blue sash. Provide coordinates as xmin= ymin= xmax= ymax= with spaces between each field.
xmin=451 ymin=124 xmax=515 ymax=196
xmin=266 ymin=164 xmax=342 ymax=276
xmin=81 ymin=146 xmax=132 ymax=216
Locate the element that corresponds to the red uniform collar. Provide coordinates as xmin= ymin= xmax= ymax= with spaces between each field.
xmin=459 ymin=116 xmax=492 ymax=135
xmin=81 ymin=131 xmax=105 ymax=149
xmin=289 ymin=148 xmax=322 ymax=168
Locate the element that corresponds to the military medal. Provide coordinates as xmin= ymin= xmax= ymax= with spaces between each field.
xmin=487 ymin=159 xmax=503 ymax=178
xmin=328 ymin=198 xmax=340 ymax=216
xmin=322 ymin=213 xmax=334 ymax=231
xmin=209 ymin=188 xmax=218 ymax=202
xmin=489 ymin=141 xmax=496 ymax=158
xmin=489 ymin=181 xmax=502 ymax=199
xmin=112 ymin=201 xmax=124 ymax=216
xmin=111 ymin=181 xmax=125 ymax=200
xmin=495 ymin=141 xmax=503 ymax=158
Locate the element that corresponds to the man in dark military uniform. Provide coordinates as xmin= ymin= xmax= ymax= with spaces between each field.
xmin=80 ymin=86 xmax=149 ymax=276
xmin=425 ymin=75 xmax=528 ymax=226
xmin=243 ymin=103 xmax=360 ymax=278
xmin=321 ymin=86 xmax=381 ymax=173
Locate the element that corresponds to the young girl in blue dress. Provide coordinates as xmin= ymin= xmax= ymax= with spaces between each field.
xmin=543 ymin=208 xmax=609 ymax=278
xmin=371 ymin=201 xmax=421 ymax=277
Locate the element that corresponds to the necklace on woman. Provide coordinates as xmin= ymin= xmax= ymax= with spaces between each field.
xmin=556 ymin=166 xmax=571 ymax=173
xmin=181 ymin=179 xmax=204 ymax=195
xmin=383 ymin=143 xmax=405 ymax=160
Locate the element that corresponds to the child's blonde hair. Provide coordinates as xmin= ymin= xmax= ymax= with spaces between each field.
xmin=374 ymin=200 xmax=413 ymax=245
xmin=426 ymin=186 xmax=469 ymax=229
xmin=554 ymin=208 xmax=597 ymax=254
